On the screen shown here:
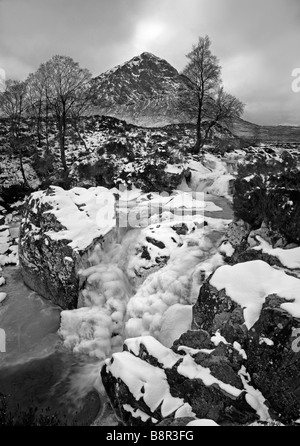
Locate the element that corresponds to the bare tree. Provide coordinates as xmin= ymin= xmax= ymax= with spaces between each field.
xmin=70 ymin=82 xmax=95 ymax=150
xmin=26 ymin=67 xmax=52 ymax=154
xmin=35 ymin=55 xmax=92 ymax=178
xmin=203 ymin=87 xmax=244 ymax=142
xmin=0 ymin=79 xmax=29 ymax=185
xmin=26 ymin=73 xmax=44 ymax=147
xmin=181 ymin=36 xmax=221 ymax=153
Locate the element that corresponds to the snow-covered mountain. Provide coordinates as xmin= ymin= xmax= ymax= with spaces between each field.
xmin=91 ymin=52 xmax=192 ymax=127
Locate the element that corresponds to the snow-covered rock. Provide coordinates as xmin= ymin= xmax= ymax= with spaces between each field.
xmin=101 ymin=335 xmax=262 ymax=426
xmin=19 ymin=186 xmax=119 ymax=309
xmin=0 ymin=213 xmax=19 ymax=267
xmin=246 ymin=294 xmax=300 ymax=424
xmin=193 ymin=260 xmax=300 ymax=423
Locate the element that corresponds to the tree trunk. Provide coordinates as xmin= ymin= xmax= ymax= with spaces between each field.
xmin=58 ymin=114 xmax=68 ymax=178
xmin=59 ymin=126 xmax=68 ymax=173
xmin=37 ymin=100 xmax=42 ymax=147
xmin=13 ymin=134 xmax=28 ymax=188
xmin=73 ymin=117 xmax=87 ymax=150
xmin=18 ymin=149 xmax=28 ymax=187
xmin=193 ymin=92 xmax=204 ymax=155
xmin=195 ymin=108 xmax=202 ymax=152
xmin=45 ymin=102 xmax=50 ymax=156
xmin=193 ymin=137 xmax=202 ymax=154
xmin=204 ymin=121 xmax=216 ymax=143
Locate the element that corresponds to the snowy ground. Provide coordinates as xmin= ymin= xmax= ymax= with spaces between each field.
xmin=0 ymin=207 xmax=20 ymax=303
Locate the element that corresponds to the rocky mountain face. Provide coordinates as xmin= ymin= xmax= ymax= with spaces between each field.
xmin=91 ymin=52 xmax=192 ymax=127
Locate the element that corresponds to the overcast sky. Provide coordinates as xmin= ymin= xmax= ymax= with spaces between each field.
xmin=0 ymin=0 xmax=299 ymax=125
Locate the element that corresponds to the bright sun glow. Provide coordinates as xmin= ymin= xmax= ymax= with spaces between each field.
xmin=0 ymin=68 xmax=6 ymax=91
xmin=0 ymin=68 xmax=5 ymax=81
xmin=134 ymin=21 xmax=165 ymax=51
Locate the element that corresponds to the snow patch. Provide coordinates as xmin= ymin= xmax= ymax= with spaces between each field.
xmin=105 ymin=351 xmax=186 ymax=418
xmin=0 ymin=292 xmax=7 ymax=303
xmin=253 ymin=236 xmax=300 ymax=269
xmin=187 ymin=419 xmax=219 ymax=426
xmin=177 ymin=354 xmax=242 ymax=397
xmin=239 ymin=366 xmax=271 ymax=422
xmin=125 ymin=336 xmax=179 ymax=369
xmin=210 ymin=260 xmax=300 ymax=328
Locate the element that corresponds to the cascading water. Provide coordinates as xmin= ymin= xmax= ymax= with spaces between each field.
xmin=59 ymin=203 xmax=233 ymax=425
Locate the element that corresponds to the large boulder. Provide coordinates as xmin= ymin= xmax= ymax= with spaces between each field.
xmin=101 ymin=335 xmax=262 ymax=426
xmin=192 ymin=260 xmax=300 ymax=423
xmin=19 ymin=186 xmax=118 ymax=309
xmin=192 ymin=277 xmax=247 ymax=345
xmin=246 ymin=296 xmax=300 ymax=424
xmin=220 ymin=219 xmax=251 ymax=264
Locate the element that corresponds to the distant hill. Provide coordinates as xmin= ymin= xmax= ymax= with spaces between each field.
xmin=230 ymin=118 xmax=300 ymax=143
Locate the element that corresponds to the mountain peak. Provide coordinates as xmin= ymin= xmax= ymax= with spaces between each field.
xmin=138 ymin=51 xmax=157 ymax=58
xmin=96 ymin=52 xmax=178 ymax=80
xmin=138 ymin=52 xmax=161 ymax=60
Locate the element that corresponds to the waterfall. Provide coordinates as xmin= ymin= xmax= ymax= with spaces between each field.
xmin=58 ymin=181 xmax=233 ymax=404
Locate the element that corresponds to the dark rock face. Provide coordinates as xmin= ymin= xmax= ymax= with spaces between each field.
xmin=221 ymin=219 xmax=291 ymax=270
xmin=172 ymin=329 xmax=214 ymax=352
xmin=156 ymin=417 xmax=196 ymax=426
xmin=92 ymin=52 xmax=192 ymax=128
xmin=101 ymin=335 xmax=258 ymax=426
xmin=19 ymin=187 xmax=117 ymax=309
xmin=19 ymin=190 xmax=78 ymax=309
xmin=246 ymin=296 xmax=300 ymax=423
xmin=133 ymin=166 xmax=185 ymax=194
xmin=192 ymin=280 xmax=247 ymax=345
xmin=221 ymin=219 xmax=251 ymax=264
xmin=236 ymin=249 xmax=283 ymax=268
xmin=19 ymin=233 xmax=80 ymax=310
